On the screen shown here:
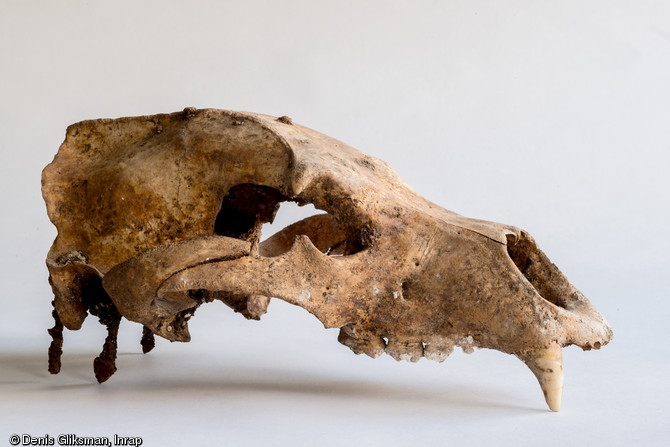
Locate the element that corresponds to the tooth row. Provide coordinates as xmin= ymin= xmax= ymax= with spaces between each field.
xmin=337 ymin=326 xmax=463 ymax=363
xmin=385 ymin=340 xmax=423 ymax=363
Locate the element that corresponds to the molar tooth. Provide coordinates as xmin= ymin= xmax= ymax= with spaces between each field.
xmin=456 ymin=335 xmax=476 ymax=354
xmin=341 ymin=324 xmax=358 ymax=338
xmin=385 ymin=340 xmax=423 ymax=363
xmin=246 ymin=295 xmax=270 ymax=320
xmin=363 ymin=338 xmax=386 ymax=359
xmin=423 ymin=342 xmax=454 ymax=362
xmin=337 ymin=327 xmax=386 ymax=358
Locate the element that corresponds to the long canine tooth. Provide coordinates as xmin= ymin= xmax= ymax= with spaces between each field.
xmin=521 ymin=345 xmax=564 ymax=412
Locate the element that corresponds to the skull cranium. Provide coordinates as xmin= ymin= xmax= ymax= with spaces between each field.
xmin=42 ymin=108 xmax=612 ymax=411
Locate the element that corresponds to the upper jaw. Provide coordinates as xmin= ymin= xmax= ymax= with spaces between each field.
xmin=503 ymin=229 xmax=613 ymax=350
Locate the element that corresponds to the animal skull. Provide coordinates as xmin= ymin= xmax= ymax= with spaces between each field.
xmin=42 ymin=108 xmax=612 ymax=411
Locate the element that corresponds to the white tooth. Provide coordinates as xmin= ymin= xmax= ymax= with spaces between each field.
xmin=521 ymin=345 xmax=564 ymax=412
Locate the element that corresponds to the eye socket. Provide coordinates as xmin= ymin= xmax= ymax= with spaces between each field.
xmin=212 ymin=182 xmax=373 ymax=257
xmin=213 ymin=183 xmax=286 ymax=239
xmin=260 ymin=201 xmax=326 ymax=240
xmin=506 ymin=234 xmax=569 ymax=310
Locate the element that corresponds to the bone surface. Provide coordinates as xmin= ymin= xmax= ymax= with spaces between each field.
xmin=42 ymin=108 xmax=613 ymax=410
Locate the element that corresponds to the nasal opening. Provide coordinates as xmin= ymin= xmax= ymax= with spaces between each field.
xmin=506 ymin=233 xmax=572 ymax=310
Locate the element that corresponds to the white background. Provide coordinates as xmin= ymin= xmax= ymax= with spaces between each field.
xmin=1 ymin=1 xmax=669 ymax=445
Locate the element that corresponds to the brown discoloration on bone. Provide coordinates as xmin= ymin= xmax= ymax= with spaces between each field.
xmin=94 ymin=313 xmax=120 ymax=383
xmin=47 ymin=300 xmax=63 ymax=374
xmin=140 ymin=326 xmax=155 ymax=354
xmin=42 ymin=108 xmax=612 ymax=411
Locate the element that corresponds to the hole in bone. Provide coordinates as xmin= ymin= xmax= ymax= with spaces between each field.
xmin=213 ymin=184 xmax=287 ymax=240
xmin=260 ymin=202 xmax=326 ymax=240
xmin=506 ymin=234 xmax=569 ymax=309
xmin=187 ymin=289 xmax=212 ymax=305
xmin=213 ymin=183 xmax=367 ymax=257
xmin=401 ymin=280 xmax=412 ymax=300
xmin=258 ymin=202 xmax=353 ymax=257
xmin=77 ymin=270 xmax=120 ymax=324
